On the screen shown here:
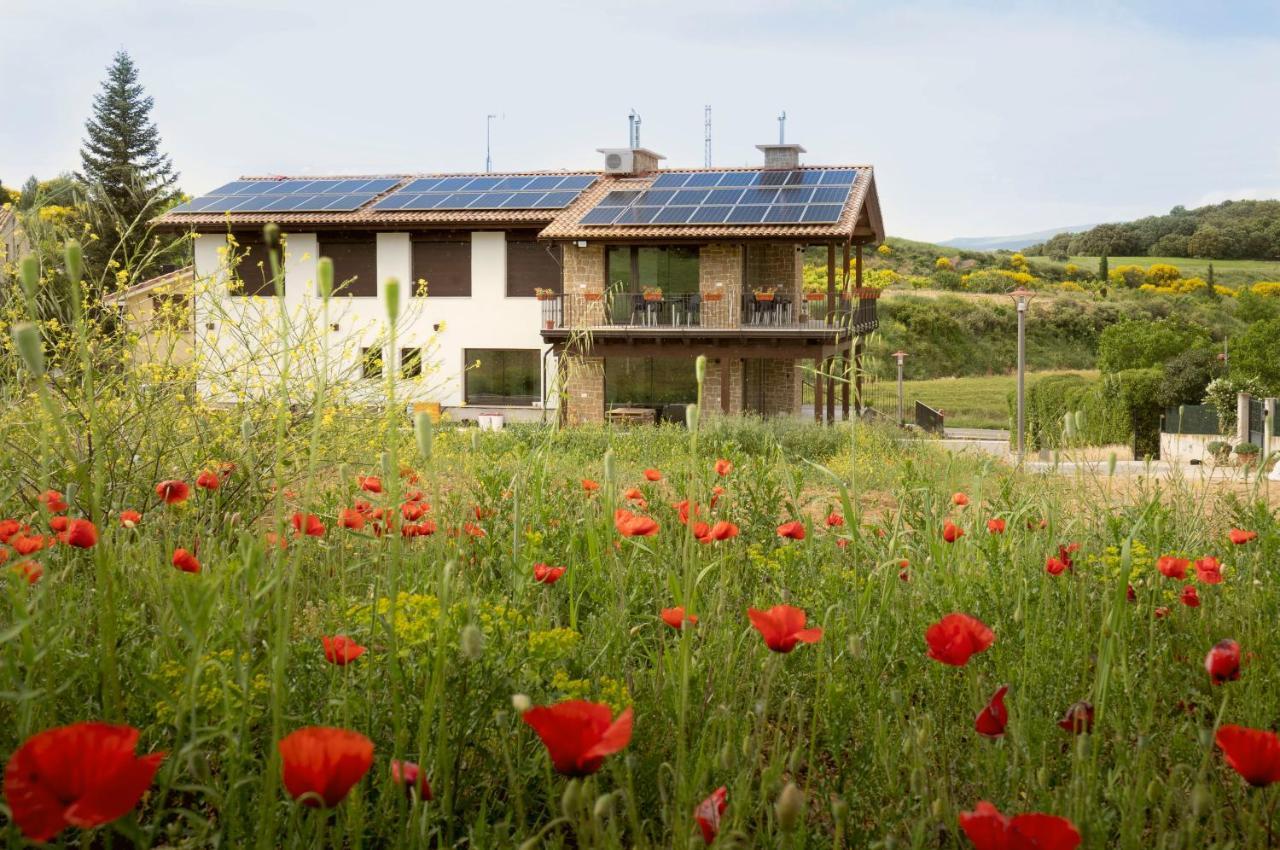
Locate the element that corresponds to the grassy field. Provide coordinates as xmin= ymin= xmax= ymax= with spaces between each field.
xmin=861 ymin=370 xmax=1096 ymax=430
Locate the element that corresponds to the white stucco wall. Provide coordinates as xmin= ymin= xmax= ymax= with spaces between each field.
xmin=191 ymin=229 xmax=554 ymax=412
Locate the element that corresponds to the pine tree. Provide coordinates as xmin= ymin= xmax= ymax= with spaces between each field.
xmin=1205 ymin=262 xmax=1219 ymax=300
xmin=79 ymin=50 xmax=179 ymax=266
xmin=1098 ymin=255 xmax=1109 ymax=285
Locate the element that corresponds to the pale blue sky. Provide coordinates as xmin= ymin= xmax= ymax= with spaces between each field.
xmin=4 ymin=0 xmax=1279 ymax=241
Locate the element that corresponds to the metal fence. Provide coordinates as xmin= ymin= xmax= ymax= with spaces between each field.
xmin=1160 ymin=404 xmax=1220 ymax=435
xmin=1248 ymin=398 xmax=1267 ymax=448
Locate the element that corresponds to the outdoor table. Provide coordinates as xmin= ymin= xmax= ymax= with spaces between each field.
xmin=607 ymin=407 xmax=657 ymax=425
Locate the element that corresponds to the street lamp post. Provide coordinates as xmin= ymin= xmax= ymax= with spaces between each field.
xmin=892 ymin=350 xmax=908 ymax=425
xmin=1009 ymin=289 xmax=1035 ymax=462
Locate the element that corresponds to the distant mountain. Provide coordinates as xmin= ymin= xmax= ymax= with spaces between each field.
xmin=939 ymin=224 xmax=1097 ymax=252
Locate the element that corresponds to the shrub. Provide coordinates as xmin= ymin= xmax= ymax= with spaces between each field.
xmin=1227 ymin=318 xmax=1280 ymax=394
xmin=1109 ymin=367 xmax=1166 ymax=458
xmin=1109 ymin=265 xmax=1147 ymax=289
xmin=1158 ymin=348 xmax=1220 ymax=407
xmin=1012 ymin=373 xmax=1130 ymax=450
xmin=1097 ymin=317 xmax=1212 ymax=372
xmin=935 ymin=256 xmax=953 ymax=271
xmin=1145 ymin=263 xmax=1182 ymax=284
xmin=1203 ymin=375 xmax=1267 ymax=433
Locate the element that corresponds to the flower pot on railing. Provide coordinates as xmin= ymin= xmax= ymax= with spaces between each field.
xmin=583 ymin=292 xmax=603 ymax=302
xmin=804 ymin=292 xmax=825 ymax=302
xmin=643 ymin=288 xmax=664 ymax=302
xmin=852 ymin=287 xmax=883 ymax=299
xmin=703 ymin=292 xmax=724 ymax=302
xmin=754 ymin=292 xmax=776 ymax=302
xmin=544 ymin=319 xmax=555 ymax=330
xmin=534 ymin=288 xmax=557 ymax=301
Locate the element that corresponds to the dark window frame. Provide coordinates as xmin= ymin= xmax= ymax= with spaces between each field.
xmin=411 ymin=233 xmax=472 ymax=297
xmin=318 ymin=233 xmax=378 ymax=297
xmin=400 ymin=346 xmax=423 ymax=379
xmin=505 ymin=235 xmax=562 ymax=298
xmin=227 ymin=232 xmax=279 ymax=296
xmin=464 ymin=348 xmax=540 ymax=406
xmin=360 ymin=346 xmax=384 ymax=380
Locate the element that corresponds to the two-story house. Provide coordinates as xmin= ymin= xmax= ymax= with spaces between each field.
xmin=151 ymin=140 xmax=884 ymax=425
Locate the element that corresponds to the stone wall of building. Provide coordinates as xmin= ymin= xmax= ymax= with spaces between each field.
xmin=701 ymin=357 xmax=744 ymax=416
xmin=745 ymin=243 xmax=804 ymax=305
xmin=699 ymin=244 xmax=742 ymax=328
xmin=563 ymin=355 xmax=605 ymax=425
xmin=759 ymin=358 xmax=802 ymax=416
xmin=562 ymin=243 xmax=606 ymax=326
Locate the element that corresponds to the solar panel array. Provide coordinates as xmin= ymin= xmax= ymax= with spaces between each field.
xmin=577 ymin=169 xmax=860 ymax=227
xmin=372 ymin=174 xmax=597 ymax=211
xmin=168 ymin=178 xmax=402 ymax=214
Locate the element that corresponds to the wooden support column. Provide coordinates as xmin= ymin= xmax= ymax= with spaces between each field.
xmin=825 ymin=356 xmax=836 ymax=424
xmin=720 ymin=357 xmax=730 ymax=414
xmin=854 ymin=339 xmax=864 ymax=412
xmin=826 ymin=243 xmax=835 ymax=324
xmin=813 ymin=358 xmax=824 ymax=423
xmin=855 ymin=243 xmax=863 ymax=288
xmin=841 ymin=350 xmax=850 ymax=420
xmin=842 ymin=241 xmax=851 ymax=293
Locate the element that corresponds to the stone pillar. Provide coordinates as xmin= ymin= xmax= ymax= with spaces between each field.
xmin=701 ymin=357 xmax=743 ymax=417
xmin=1237 ymin=392 xmax=1251 ymax=444
xmin=562 ymin=243 xmax=605 ymax=327
xmin=699 ymin=244 xmax=742 ymax=328
xmin=564 ymin=356 xmax=605 ymax=425
xmin=1267 ymin=398 xmax=1280 ymax=481
xmin=761 ymin=359 xmax=801 ymax=417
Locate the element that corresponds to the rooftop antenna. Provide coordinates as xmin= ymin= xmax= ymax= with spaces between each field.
xmin=485 ymin=114 xmax=498 ymax=172
xmin=777 ymin=110 xmax=787 ymax=144
xmin=704 ymin=105 xmax=712 ymax=167
xmin=628 ymin=109 xmax=641 ymax=148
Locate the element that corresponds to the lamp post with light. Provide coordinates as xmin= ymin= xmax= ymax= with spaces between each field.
xmin=892 ymin=350 xmax=908 ymax=425
xmin=1009 ymin=289 xmax=1035 ymax=462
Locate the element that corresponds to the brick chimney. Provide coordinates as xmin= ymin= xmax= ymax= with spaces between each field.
xmin=756 ymin=143 xmax=806 ymax=169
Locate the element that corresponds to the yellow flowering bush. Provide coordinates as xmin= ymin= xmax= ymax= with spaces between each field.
xmin=1249 ymin=282 xmax=1280 ymax=298
xmin=150 ymin=650 xmax=271 ymax=727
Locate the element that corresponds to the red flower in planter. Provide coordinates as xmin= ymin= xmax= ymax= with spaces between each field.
xmin=357 ymin=475 xmax=383 ymax=493
xmin=694 ymin=785 xmax=728 ymax=845
xmin=521 ymin=700 xmax=633 ymax=776
xmin=943 ymin=521 xmax=964 ymax=543
xmin=1157 ymin=555 xmax=1189 ymax=579
xmin=59 ymin=519 xmax=98 ymax=549
xmin=1058 ymin=700 xmax=1094 ymax=735
xmin=119 ymin=510 xmax=141 ymax=528
xmin=2 ymin=722 xmax=166 ymax=842
xmin=390 ymin=760 xmax=432 ymax=800
xmin=776 ymin=521 xmax=806 ymax=540
xmin=278 ymin=726 xmax=374 ymax=807
xmin=37 ymin=490 xmax=67 ymax=513
xmin=925 ymin=614 xmax=994 ymax=666
xmin=1205 ymin=639 xmax=1241 ymax=684
xmin=987 ymin=518 xmax=1006 ymax=534
xmin=952 ymin=492 xmax=969 ymax=507
xmin=195 ymin=470 xmax=220 ymax=491
xmin=643 ymin=468 xmax=662 ymax=482
xmin=975 ymin=685 xmax=1009 ymax=738
xmin=322 ymin=635 xmax=367 ymax=665
xmin=155 ymin=479 xmax=190 ymax=505
xmin=339 ymin=508 xmax=366 ymax=530
xmin=1181 ymin=585 xmax=1201 ymax=607
xmin=714 ymin=458 xmax=733 ymax=476
xmin=614 ymin=508 xmax=659 ymax=537
xmin=1216 ymin=725 xmax=1280 ymax=787
xmin=748 ymin=605 xmax=823 ymax=653
xmin=1194 ymin=556 xmax=1223 ymax=584
xmin=533 ymin=563 xmax=566 ymax=584
xmin=958 ymin=800 xmax=1080 ymax=850
xmin=292 ymin=512 xmax=326 ymax=538
xmin=1229 ymin=528 xmax=1258 ymax=545
xmin=661 ymin=606 xmax=698 ymax=629
xmin=171 ymin=548 xmax=201 ymax=574
xmin=581 ymin=478 xmax=600 ymax=492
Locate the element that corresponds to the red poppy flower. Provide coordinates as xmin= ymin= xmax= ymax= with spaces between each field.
xmin=943 ymin=521 xmax=964 ymax=543
xmin=1045 ymin=556 xmax=1068 ymax=576
xmin=581 ymin=478 xmax=600 ymax=492
xmin=711 ymin=485 xmax=725 ymax=507
xmin=1156 ymin=555 xmax=1189 ymax=579
xmin=390 ymin=760 xmax=432 ymax=800
xmin=521 ymin=700 xmax=633 ymax=776
xmin=0 ymin=518 xmax=21 ymax=542
xmin=357 ymin=475 xmax=383 ymax=493
xmin=952 ymin=492 xmax=969 ymax=507
xmin=748 ymin=605 xmax=823 ymax=653
xmin=958 ymin=800 xmax=1081 ymax=850
xmin=661 ymin=606 xmax=698 ymax=629
xmin=59 ymin=519 xmax=98 ymax=549
xmin=643 ymin=468 xmax=662 ymax=481
xmin=462 ymin=522 xmax=486 ymax=538
xmin=673 ymin=499 xmax=703 ymax=525
xmin=776 ymin=520 xmax=806 ymax=540
xmin=1058 ymin=700 xmax=1094 ymax=734
xmin=292 ymin=513 xmax=326 ymax=537
xmin=699 ymin=520 xmax=739 ymax=543
xmin=714 ymin=459 xmax=733 ymax=476
xmin=615 ymin=508 xmax=659 ymax=537
xmin=1126 ymin=584 xmax=1136 ymax=602
xmin=622 ymin=487 xmax=645 ymax=503
xmin=826 ymin=512 xmax=845 ymax=528
xmin=1205 ymin=639 xmax=1241 ymax=684
xmin=171 ymin=548 xmax=201 ymax=574
xmin=1154 ymin=606 xmax=1170 ymax=619
xmin=925 ymin=613 xmax=994 ymax=666
xmin=339 ymin=508 xmax=366 ymax=530
xmin=13 ymin=560 xmax=42 ymax=584
xmin=975 ymin=685 xmax=1009 ymax=738
xmin=278 ymin=726 xmax=374 ymax=807
xmin=37 ymin=490 xmax=67 ymax=513
xmin=49 ymin=515 xmax=68 ymax=533
xmin=987 ymin=518 xmax=1006 ymax=534
xmin=155 ymin=479 xmax=190 ymax=505
xmin=1229 ymin=528 xmax=1258 ymax=545
xmin=1181 ymin=585 xmax=1200 ymax=607
xmin=322 ymin=635 xmax=367 ymax=665
xmin=1027 ymin=518 xmax=1048 ymax=530
xmin=195 ymin=470 xmax=220 ymax=491
xmin=402 ymin=520 xmax=437 ymax=537
xmin=2 ymin=722 xmax=166 ymax=842
xmin=119 ymin=510 xmax=141 ymax=528
xmin=405 ymin=488 xmax=426 ymax=503
xmin=397 ymin=501 xmax=425 ymax=521
xmin=1056 ymin=543 xmax=1078 ymax=571
xmin=1194 ymin=556 xmax=1223 ymax=584
xmin=694 ymin=785 xmax=728 ymax=845
xmin=11 ymin=534 xmax=47 ymax=555
xmin=533 ymin=563 xmax=566 ymax=584
xmin=1216 ymin=725 xmax=1280 ymax=787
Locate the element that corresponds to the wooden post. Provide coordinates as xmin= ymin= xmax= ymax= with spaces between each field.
xmin=855 ymin=243 xmax=863 ymax=288
xmin=825 ymin=356 xmax=836 ymax=424
xmin=854 ymin=339 xmax=864 ymax=412
xmin=720 ymin=357 xmax=730 ymax=414
xmin=814 ymin=358 xmax=824 ymax=423
xmin=841 ymin=350 xmax=850 ymax=420
xmin=826 ymin=243 xmax=835 ymax=324
xmin=842 ymin=241 xmax=851 ymax=295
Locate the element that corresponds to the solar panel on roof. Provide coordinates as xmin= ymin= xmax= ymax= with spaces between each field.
xmin=168 ymin=177 xmax=402 ymax=214
xmin=576 ymin=168 xmax=859 ymax=227
xmin=370 ymin=174 xmax=596 ymax=211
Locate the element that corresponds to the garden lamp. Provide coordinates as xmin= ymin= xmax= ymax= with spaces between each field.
xmin=1009 ymin=289 xmax=1035 ymax=463
xmin=892 ymin=351 xmax=908 ymax=425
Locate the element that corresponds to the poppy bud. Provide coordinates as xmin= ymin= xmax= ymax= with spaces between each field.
xmin=787 ymin=749 xmax=804 ymax=774
xmin=603 ymin=448 xmax=615 ymax=485
xmin=1108 ymin=451 xmax=1117 ymax=477
xmin=414 ymin=412 xmax=433 ymax=461
xmin=1037 ymin=767 xmax=1049 ymax=788
xmin=561 ymin=778 xmax=582 ymax=820
xmin=12 ymin=321 xmax=44 ymax=377
xmin=317 ymin=257 xmax=334 ymax=301
xmin=511 ymin=693 xmax=531 ymax=713
xmin=846 ymin=635 xmax=863 ymax=658
xmin=1191 ymin=783 xmax=1211 ymax=818
xmin=831 ymin=796 xmax=848 ymax=826
xmin=385 ymin=277 xmax=401 ymax=324
xmin=685 ymin=403 xmax=698 ymax=432
xmin=775 ymin=782 xmax=804 ymax=832
xmin=65 ymin=240 xmax=83 ymax=285
xmin=459 ymin=623 xmax=484 ymax=661
xmin=262 ymin=223 xmax=280 ymax=252
xmin=695 ymin=354 xmax=707 ymax=386
xmin=931 ymin=798 xmax=943 ymax=818
xmin=19 ymin=254 xmax=39 ymax=300
xmin=592 ymin=792 xmax=613 ymax=821
xmin=719 ymin=741 xmax=733 ymax=771
xmin=1146 ymin=779 xmax=1161 ymax=803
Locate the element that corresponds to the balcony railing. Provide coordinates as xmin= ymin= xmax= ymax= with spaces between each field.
xmin=538 ymin=290 xmax=878 ymax=334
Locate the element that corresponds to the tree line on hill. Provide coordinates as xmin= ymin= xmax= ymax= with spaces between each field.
xmin=1024 ymin=199 xmax=1280 ymax=261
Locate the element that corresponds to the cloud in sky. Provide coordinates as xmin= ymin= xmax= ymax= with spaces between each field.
xmin=3 ymin=0 xmax=1279 ymax=241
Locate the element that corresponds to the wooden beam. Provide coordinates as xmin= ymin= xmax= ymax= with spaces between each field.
xmin=814 ymin=358 xmax=824 ymax=424
xmin=825 ymin=356 xmax=836 ymax=424
xmin=826 ymin=243 xmax=836 ymax=321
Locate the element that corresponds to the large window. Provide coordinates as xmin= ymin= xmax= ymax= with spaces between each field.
xmin=506 ymin=237 xmax=561 ymax=297
xmin=401 ymin=347 xmax=422 ymax=379
xmin=465 ymin=349 xmax=539 ymax=405
xmin=318 ymin=234 xmax=378 ymax=297
xmin=228 ymin=232 xmax=277 ymax=296
xmin=412 ymin=236 xmax=471 ymax=297
xmin=360 ymin=347 xmax=383 ymax=380
xmin=605 ymin=357 xmax=698 ymax=406
xmin=606 ymin=246 xmax=699 ymax=294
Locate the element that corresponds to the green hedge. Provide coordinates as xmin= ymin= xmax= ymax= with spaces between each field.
xmin=1010 ymin=373 xmax=1131 ymax=450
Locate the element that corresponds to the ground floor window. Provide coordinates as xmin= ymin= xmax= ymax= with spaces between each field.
xmin=605 ymin=357 xmax=698 ymax=407
xmin=361 ymin=347 xmax=383 ymax=380
xmin=465 ymin=349 xmax=539 ymax=405
xmin=401 ymin=347 xmax=422 ymax=379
